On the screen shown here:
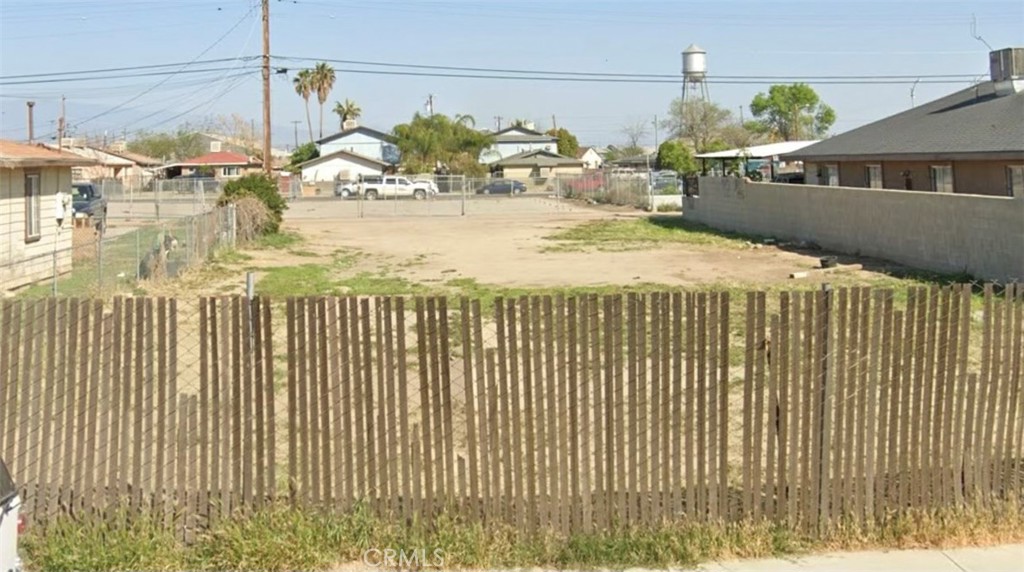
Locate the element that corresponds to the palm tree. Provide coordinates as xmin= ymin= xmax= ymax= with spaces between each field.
xmin=333 ymin=99 xmax=362 ymax=128
xmin=312 ymin=62 xmax=336 ymax=139
xmin=293 ymin=69 xmax=315 ymax=144
xmin=454 ymin=113 xmax=476 ymax=128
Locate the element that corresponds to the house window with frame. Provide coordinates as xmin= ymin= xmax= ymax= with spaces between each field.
xmin=865 ymin=164 xmax=883 ymax=188
xmin=930 ymin=165 xmax=954 ymax=193
xmin=1007 ymin=165 xmax=1024 ymax=197
xmin=24 ymin=171 xmax=41 ymax=242
xmin=823 ymin=164 xmax=839 ymax=186
xmin=222 ymin=166 xmax=240 ymax=177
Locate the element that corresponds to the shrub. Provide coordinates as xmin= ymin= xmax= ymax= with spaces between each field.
xmin=217 ymin=173 xmax=287 ymax=234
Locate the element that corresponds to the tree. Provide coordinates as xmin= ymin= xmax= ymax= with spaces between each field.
xmin=749 ymin=83 xmax=836 ymax=141
xmin=293 ymin=69 xmax=315 ymax=144
xmin=655 ymin=140 xmax=696 ymax=174
xmin=332 ymin=99 xmax=362 ymax=128
xmin=454 ymin=114 xmax=476 ymax=128
xmin=392 ymin=113 xmax=494 ymax=176
xmin=662 ymin=99 xmax=733 ymax=153
xmin=312 ymin=62 xmax=336 ymax=139
xmin=286 ymin=141 xmax=320 ymax=173
xmin=127 ymin=128 xmax=205 ymax=161
xmin=545 ymin=127 xmax=579 ymax=157
xmin=217 ymin=173 xmax=287 ymax=234
xmin=621 ymin=121 xmax=648 ymax=150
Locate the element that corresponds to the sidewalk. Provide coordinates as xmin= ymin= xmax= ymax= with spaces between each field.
xmin=694 ymin=544 xmax=1024 ymax=572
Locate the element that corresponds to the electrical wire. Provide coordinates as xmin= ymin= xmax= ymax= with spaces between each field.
xmin=0 ymin=57 xmax=257 ymax=80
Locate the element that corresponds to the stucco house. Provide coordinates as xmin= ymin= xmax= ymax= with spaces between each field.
xmin=785 ymin=47 xmax=1024 ymax=197
xmin=479 ymin=126 xmax=558 ymax=164
xmin=316 ymin=125 xmax=399 ymax=164
xmin=491 ymin=149 xmax=584 ymax=179
xmin=44 ymin=143 xmax=135 ymax=182
xmin=576 ymin=146 xmax=604 ymax=170
xmin=299 ymin=149 xmax=388 ymax=183
xmin=1 ymin=140 xmax=94 ymax=291
xmin=162 ymin=151 xmax=263 ymax=180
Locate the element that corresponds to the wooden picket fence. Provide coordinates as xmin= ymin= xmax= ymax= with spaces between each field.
xmin=0 ymin=285 xmax=1021 ymax=539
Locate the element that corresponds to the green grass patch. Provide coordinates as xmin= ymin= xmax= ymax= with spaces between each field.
xmin=23 ymin=502 xmax=1023 ymax=571
xmin=287 ymin=249 xmax=318 ymax=258
xmin=209 ymin=248 xmax=253 ymax=265
xmin=257 ymin=265 xmax=338 ymax=297
xmin=546 ymin=215 xmax=758 ymax=252
xmin=251 ymin=230 xmax=303 ymax=250
xmin=337 ymin=272 xmax=431 ymax=297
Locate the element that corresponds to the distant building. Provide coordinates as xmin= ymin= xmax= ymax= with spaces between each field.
xmin=576 ymin=146 xmax=604 ymax=170
xmin=479 ymin=126 xmax=558 ymax=164
xmin=785 ymin=47 xmax=1024 ymax=197
xmin=491 ymin=149 xmax=584 ymax=179
xmin=161 ymin=151 xmax=262 ymax=180
xmin=299 ymin=149 xmax=389 ymax=183
xmin=316 ymin=124 xmax=399 ymax=164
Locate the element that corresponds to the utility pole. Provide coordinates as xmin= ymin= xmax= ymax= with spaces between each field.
xmin=425 ymin=94 xmax=435 ymax=116
xmin=261 ymin=0 xmax=272 ymax=175
xmin=652 ymin=115 xmax=659 ymax=150
xmin=494 ymin=116 xmax=503 ymax=131
xmin=551 ymin=114 xmax=557 ymax=131
xmin=291 ymin=120 xmax=301 ymax=149
xmin=26 ymin=101 xmax=35 ymax=143
xmin=57 ymin=96 xmax=66 ymax=150
xmin=739 ymin=106 xmax=745 ymax=124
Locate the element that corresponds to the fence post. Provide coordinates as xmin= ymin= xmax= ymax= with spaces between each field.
xmin=816 ymin=283 xmax=834 ymax=534
xmin=227 ymin=203 xmax=237 ymax=248
xmin=96 ymin=230 xmax=103 ymax=292
xmin=155 ymin=180 xmax=162 ymax=222
xmin=51 ymin=248 xmax=58 ymax=297
xmin=135 ymin=230 xmax=141 ymax=280
xmin=461 ymin=182 xmax=466 ymax=217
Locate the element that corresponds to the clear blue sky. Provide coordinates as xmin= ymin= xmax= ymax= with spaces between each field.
xmin=2 ymin=0 xmax=1022 ymax=150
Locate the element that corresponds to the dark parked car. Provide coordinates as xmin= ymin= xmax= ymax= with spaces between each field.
xmin=772 ymin=172 xmax=805 ymax=185
xmin=71 ymin=182 xmax=107 ymax=219
xmin=476 ymin=180 xmax=527 ymax=195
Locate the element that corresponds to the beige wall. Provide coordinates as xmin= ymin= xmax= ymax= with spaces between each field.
xmin=1 ymin=166 xmax=74 ymax=291
xmin=686 ymin=177 xmax=1024 ymax=282
xmin=811 ymin=159 xmax=1019 ymax=196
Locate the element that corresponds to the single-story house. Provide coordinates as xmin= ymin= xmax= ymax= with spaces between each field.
xmin=316 ymin=124 xmax=399 ymax=165
xmin=695 ymin=140 xmax=819 ymax=178
xmin=44 ymin=142 xmax=135 ymax=182
xmin=576 ymin=146 xmax=604 ymax=169
xmin=784 ymin=47 xmax=1024 ymax=197
xmin=609 ymin=153 xmax=657 ymax=171
xmin=1 ymin=140 xmax=95 ymax=291
xmin=491 ymin=149 xmax=584 ymax=179
xmin=479 ymin=126 xmax=558 ymax=164
xmin=299 ymin=149 xmax=388 ymax=183
xmin=161 ymin=151 xmax=263 ymax=180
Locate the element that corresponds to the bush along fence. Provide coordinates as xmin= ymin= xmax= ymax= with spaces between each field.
xmin=0 ymin=285 xmax=1021 ymax=540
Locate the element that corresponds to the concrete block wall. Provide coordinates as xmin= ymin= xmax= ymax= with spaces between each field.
xmin=685 ymin=177 xmax=1024 ymax=282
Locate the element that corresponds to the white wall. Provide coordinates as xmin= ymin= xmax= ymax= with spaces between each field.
xmin=302 ymin=156 xmax=382 ymax=183
xmin=320 ymin=132 xmax=392 ymax=161
xmin=686 ymin=177 xmax=1024 ymax=282
xmin=1 ymin=167 xmax=74 ymax=291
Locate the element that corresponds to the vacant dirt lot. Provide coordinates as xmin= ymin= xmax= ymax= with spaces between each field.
xmin=144 ymin=195 xmax=908 ymax=299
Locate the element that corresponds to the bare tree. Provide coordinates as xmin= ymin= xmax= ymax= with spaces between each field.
xmin=621 ymin=120 xmax=649 ymax=151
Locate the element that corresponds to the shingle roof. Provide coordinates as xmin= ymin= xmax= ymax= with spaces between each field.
xmin=316 ymin=126 xmax=396 ymax=145
xmin=494 ymin=149 xmax=582 ymax=167
xmin=103 ymin=149 xmax=163 ymax=166
xmin=297 ymin=148 xmax=388 ymax=169
xmin=0 ymin=139 xmax=97 ymax=168
xmin=786 ymin=81 xmax=1024 ymax=161
xmin=178 ymin=151 xmax=259 ymax=166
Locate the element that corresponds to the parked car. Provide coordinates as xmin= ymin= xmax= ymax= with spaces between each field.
xmin=0 ymin=456 xmax=23 ymax=572
xmin=772 ymin=172 xmax=805 ymax=184
xmin=476 ymin=180 xmax=527 ymax=195
xmin=71 ymin=182 xmax=107 ymax=219
xmin=334 ymin=180 xmax=360 ymax=198
xmin=359 ymin=176 xmax=434 ymax=200
xmin=413 ymin=179 xmax=440 ymax=195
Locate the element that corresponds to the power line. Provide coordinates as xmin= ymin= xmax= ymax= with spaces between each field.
xmin=0 ymin=57 xmax=257 ymax=80
xmin=0 ymin=67 xmax=260 ymax=86
xmin=275 ymin=55 xmax=980 ymax=81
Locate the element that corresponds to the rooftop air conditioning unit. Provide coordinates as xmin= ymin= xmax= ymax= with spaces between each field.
xmin=989 ymin=47 xmax=1024 ymax=95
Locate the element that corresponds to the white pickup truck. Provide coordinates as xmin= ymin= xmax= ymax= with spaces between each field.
xmin=359 ymin=176 xmax=435 ymax=200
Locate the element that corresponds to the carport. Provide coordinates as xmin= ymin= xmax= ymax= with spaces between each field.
xmin=695 ymin=140 xmax=819 ymax=179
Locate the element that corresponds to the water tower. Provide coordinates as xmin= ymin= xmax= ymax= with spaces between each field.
xmin=681 ymin=43 xmax=710 ymax=105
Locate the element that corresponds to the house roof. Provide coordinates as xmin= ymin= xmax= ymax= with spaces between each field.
xmin=785 ymin=81 xmax=1024 ymax=161
xmin=44 ymin=144 xmax=136 ymax=167
xmin=102 ymin=149 xmax=163 ymax=166
xmin=0 ymin=139 xmax=97 ymax=168
xmin=316 ymin=125 xmax=396 ymax=145
xmin=490 ymin=125 xmax=557 ymax=144
xmin=695 ymin=140 xmax=820 ymax=159
xmin=298 ymin=148 xmax=388 ymax=169
xmin=494 ymin=149 xmax=583 ymax=167
xmin=168 ymin=151 xmax=260 ymax=167
xmin=575 ymin=146 xmax=598 ymax=159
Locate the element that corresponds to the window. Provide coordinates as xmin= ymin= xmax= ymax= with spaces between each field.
xmin=210 ymin=141 xmax=222 ymax=152
xmin=222 ymin=166 xmax=239 ymax=177
xmin=823 ymin=164 xmax=839 ymax=186
xmin=865 ymin=165 xmax=883 ymax=188
xmin=25 ymin=171 xmax=41 ymax=242
xmin=1008 ymin=165 xmax=1024 ymax=197
xmin=930 ymin=165 xmax=954 ymax=193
